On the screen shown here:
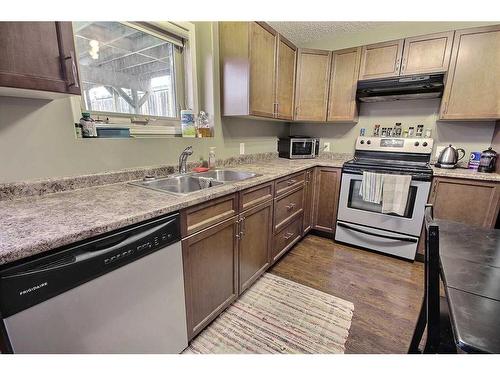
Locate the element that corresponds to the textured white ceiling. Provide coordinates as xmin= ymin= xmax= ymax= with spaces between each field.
xmin=267 ymin=22 xmax=389 ymax=47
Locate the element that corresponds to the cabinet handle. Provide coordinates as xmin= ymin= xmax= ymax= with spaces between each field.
xmin=400 ymin=58 xmax=407 ymax=73
xmin=395 ymin=58 xmax=401 ymax=73
xmin=286 ymin=202 xmax=297 ymax=211
xmin=287 ymin=179 xmax=297 ymax=185
xmin=275 ymin=102 xmax=279 ymax=117
xmin=65 ymin=51 xmax=79 ymax=88
xmin=240 ymin=216 xmax=246 ymax=237
xmin=283 ymin=232 xmax=294 ymax=240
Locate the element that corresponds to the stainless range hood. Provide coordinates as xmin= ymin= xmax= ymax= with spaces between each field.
xmin=356 ymin=73 xmax=445 ymax=102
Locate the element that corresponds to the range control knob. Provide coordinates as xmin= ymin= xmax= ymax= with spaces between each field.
xmin=422 ymin=142 xmax=428 ymax=147
xmin=367 ymin=140 xmax=371 ymax=145
xmin=414 ymin=141 xmax=420 ymax=147
xmin=360 ymin=140 xmax=365 ymax=144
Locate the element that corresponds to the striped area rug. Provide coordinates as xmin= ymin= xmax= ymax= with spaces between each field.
xmin=183 ymin=273 xmax=354 ymax=354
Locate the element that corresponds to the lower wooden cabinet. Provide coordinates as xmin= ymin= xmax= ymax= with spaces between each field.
xmin=302 ymin=168 xmax=315 ymax=235
xmin=182 ymin=217 xmax=239 ymax=340
xmin=429 ymin=177 xmax=500 ymax=228
xmin=312 ymin=167 xmax=342 ymax=234
xmin=238 ymin=200 xmax=273 ymax=293
xmin=272 ymin=215 xmax=303 ymax=264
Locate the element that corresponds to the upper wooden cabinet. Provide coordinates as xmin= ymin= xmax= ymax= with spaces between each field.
xmin=359 ymin=39 xmax=404 ymax=80
xmin=359 ymin=31 xmax=454 ymax=80
xmin=400 ymin=31 xmax=454 ymax=75
xmin=327 ymin=47 xmax=361 ymax=122
xmin=219 ymin=22 xmax=296 ymax=120
xmin=275 ymin=35 xmax=297 ymax=120
xmin=440 ymin=25 xmax=500 ymax=121
xmin=248 ymin=22 xmax=277 ymax=118
xmin=294 ymin=48 xmax=332 ymax=122
xmin=0 ymin=22 xmax=81 ymax=97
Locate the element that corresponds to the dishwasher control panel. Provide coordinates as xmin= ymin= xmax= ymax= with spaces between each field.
xmin=0 ymin=213 xmax=180 ymax=318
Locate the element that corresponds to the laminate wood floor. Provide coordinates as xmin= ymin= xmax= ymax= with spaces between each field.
xmin=269 ymin=234 xmax=424 ymax=354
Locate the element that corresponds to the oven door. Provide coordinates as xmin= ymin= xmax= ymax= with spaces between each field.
xmin=337 ymin=172 xmax=431 ymax=236
xmin=290 ymin=139 xmax=315 ymax=159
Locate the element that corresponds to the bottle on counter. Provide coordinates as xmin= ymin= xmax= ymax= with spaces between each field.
xmin=403 ymin=129 xmax=409 ymax=138
xmin=373 ymin=124 xmax=380 ymax=137
xmin=394 ymin=123 xmax=402 ymax=137
xmin=425 ymin=128 xmax=432 ymax=138
xmin=208 ymin=147 xmax=216 ymax=169
xmin=387 ymin=127 xmax=393 ymax=137
xmin=74 ymin=123 xmax=83 ymax=138
xmin=381 ymin=128 xmax=387 ymax=137
xmin=408 ymin=126 xmax=415 ymax=137
xmin=416 ymin=124 xmax=424 ymax=137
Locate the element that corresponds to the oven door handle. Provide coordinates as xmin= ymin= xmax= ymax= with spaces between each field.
xmin=337 ymin=222 xmax=418 ymax=243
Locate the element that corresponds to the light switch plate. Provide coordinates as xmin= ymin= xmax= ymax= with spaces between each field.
xmin=324 ymin=142 xmax=330 ymax=152
xmin=239 ymin=143 xmax=245 ymax=155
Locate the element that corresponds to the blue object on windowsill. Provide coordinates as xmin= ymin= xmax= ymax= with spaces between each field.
xmin=96 ymin=127 xmax=131 ymax=138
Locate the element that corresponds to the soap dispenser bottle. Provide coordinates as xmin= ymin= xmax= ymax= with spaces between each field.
xmin=208 ymin=147 xmax=216 ymax=169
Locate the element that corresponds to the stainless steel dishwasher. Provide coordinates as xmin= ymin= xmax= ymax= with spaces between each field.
xmin=0 ymin=212 xmax=188 ymax=354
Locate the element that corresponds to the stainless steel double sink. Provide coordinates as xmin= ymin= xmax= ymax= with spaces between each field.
xmin=130 ymin=169 xmax=261 ymax=196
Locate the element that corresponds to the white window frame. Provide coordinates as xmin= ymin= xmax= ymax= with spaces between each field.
xmin=75 ymin=21 xmax=198 ymax=134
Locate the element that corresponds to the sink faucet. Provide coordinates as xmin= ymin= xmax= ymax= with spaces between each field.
xmin=178 ymin=146 xmax=193 ymax=174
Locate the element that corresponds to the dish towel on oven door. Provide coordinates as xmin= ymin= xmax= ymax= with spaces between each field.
xmin=381 ymin=174 xmax=412 ymax=216
xmin=359 ymin=171 xmax=384 ymax=204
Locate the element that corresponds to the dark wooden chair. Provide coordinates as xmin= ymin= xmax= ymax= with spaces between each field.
xmin=408 ymin=204 xmax=456 ymax=354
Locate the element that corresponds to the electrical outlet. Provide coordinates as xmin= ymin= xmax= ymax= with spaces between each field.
xmin=435 ymin=146 xmax=445 ymax=158
xmin=239 ymin=142 xmax=245 ymax=155
xmin=324 ymin=142 xmax=331 ymax=152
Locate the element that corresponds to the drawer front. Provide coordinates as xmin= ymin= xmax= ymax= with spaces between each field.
xmin=274 ymin=186 xmax=304 ymax=232
xmin=272 ymin=215 xmax=302 ymax=263
xmin=181 ymin=193 xmax=238 ymax=236
xmin=275 ymin=171 xmax=305 ymax=196
xmin=240 ymin=181 xmax=274 ymax=211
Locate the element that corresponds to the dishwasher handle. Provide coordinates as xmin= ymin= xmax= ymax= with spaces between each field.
xmin=337 ymin=222 xmax=418 ymax=243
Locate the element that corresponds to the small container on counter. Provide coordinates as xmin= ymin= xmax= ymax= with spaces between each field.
xmin=387 ymin=128 xmax=393 ymax=137
xmin=403 ymin=130 xmax=409 ymax=138
xmin=416 ymin=124 xmax=424 ymax=137
xmin=360 ymin=128 xmax=366 ymax=136
xmin=208 ymin=147 xmax=216 ymax=169
xmin=408 ymin=126 xmax=415 ymax=137
xmin=381 ymin=128 xmax=387 ymax=137
xmin=373 ymin=124 xmax=380 ymax=137
xmin=394 ymin=123 xmax=402 ymax=137
xmin=74 ymin=123 xmax=83 ymax=138
xmin=468 ymin=151 xmax=481 ymax=170
xmin=425 ymin=128 xmax=432 ymax=138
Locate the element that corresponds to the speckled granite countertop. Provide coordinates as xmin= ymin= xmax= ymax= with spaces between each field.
xmin=2 ymin=156 xmax=499 ymax=266
xmin=0 ymin=158 xmax=346 ymax=266
xmin=431 ymin=166 xmax=500 ymax=182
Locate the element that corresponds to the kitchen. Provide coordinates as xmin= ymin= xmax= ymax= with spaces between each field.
xmin=0 ymin=1 xmax=499 ymax=373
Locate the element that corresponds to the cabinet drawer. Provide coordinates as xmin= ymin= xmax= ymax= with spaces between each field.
xmin=181 ymin=193 xmax=238 ymax=236
xmin=272 ymin=215 xmax=302 ymax=263
xmin=239 ymin=181 xmax=274 ymax=211
xmin=275 ymin=171 xmax=305 ymax=196
xmin=274 ymin=186 xmax=304 ymax=232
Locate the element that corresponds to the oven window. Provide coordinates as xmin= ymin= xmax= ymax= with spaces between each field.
xmin=347 ymin=180 xmax=417 ymax=218
xmin=291 ymin=141 xmax=313 ymax=156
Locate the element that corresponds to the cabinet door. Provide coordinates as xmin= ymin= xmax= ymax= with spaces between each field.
xmin=294 ymin=49 xmax=331 ymax=122
xmin=440 ymin=25 xmax=500 ymax=120
xmin=0 ymin=22 xmax=80 ymax=95
xmin=238 ymin=201 xmax=273 ymax=293
xmin=302 ymin=169 xmax=315 ymax=235
xmin=327 ymin=47 xmax=361 ymax=122
xmin=313 ymin=167 xmax=341 ymax=234
xmin=359 ymin=39 xmax=404 ymax=80
xmin=400 ymin=31 xmax=454 ymax=75
xmin=182 ymin=217 xmax=238 ymax=340
xmin=429 ymin=177 xmax=500 ymax=228
xmin=275 ymin=35 xmax=296 ymax=120
xmin=249 ymin=22 xmax=277 ymax=118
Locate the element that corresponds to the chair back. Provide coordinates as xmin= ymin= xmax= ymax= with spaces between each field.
xmin=424 ymin=204 xmax=440 ymax=352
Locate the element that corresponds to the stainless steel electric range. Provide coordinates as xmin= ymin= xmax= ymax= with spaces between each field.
xmin=335 ymin=136 xmax=434 ymax=260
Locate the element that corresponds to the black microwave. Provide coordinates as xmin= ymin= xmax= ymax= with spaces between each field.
xmin=278 ymin=137 xmax=320 ymax=159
